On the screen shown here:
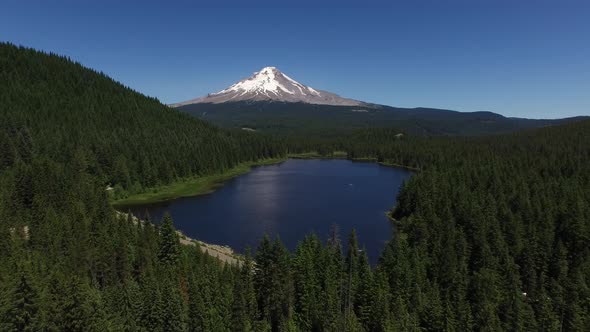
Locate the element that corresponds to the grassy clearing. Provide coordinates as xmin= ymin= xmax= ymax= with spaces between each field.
xmin=351 ymin=157 xmax=378 ymax=162
xmin=348 ymin=157 xmax=419 ymax=172
xmin=378 ymin=161 xmax=421 ymax=172
xmin=112 ymin=157 xmax=285 ymax=206
xmin=287 ymin=150 xmax=347 ymax=159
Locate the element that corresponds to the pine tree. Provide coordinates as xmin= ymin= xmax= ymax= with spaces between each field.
xmin=161 ymin=273 xmax=186 ymax=332
xmin=188 ymin=275 xmax=207 ymax=332
xmin=140 ymin=276 xmax=164 ymax=332
xmin=255 ymin=236 xmax=294 ymax=332
xmin=355 ymin=248 xmax=373 ymax=328
xmin=0 ymin=133 xmax=16 ymax=170
xmin=320 ymin=236 xmax=343 ymax=332
xmin=344 ymin=229 xmax=360 ymax=318
xmin=0 ymin=272 xmax=39 ymax=332
xmin=367 ymin=269 xmax=391 ymax=332
xmin=295 ymin=234 xmax=326 ymax=330
xmin=270 ymin=238 xmax=294 ymax=332
xmin=158 ymin=213 xmax=180 ymax=266
xmin=231 ymin=274 xmax=248 ymax=332
xmin=48 ymin=276 xmax=105 ymax=332
xmin=231 ymin=248 xmax=258 ymax=331
xmin=255 ymin=235 xmax=274 ymax=323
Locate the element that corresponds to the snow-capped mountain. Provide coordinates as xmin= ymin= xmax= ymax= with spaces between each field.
xmin=172 ymin=67 xmax=364 ymax=107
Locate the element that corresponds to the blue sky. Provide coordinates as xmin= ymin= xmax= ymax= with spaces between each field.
xmin=1 ymin=0 xmax=589 ymax=118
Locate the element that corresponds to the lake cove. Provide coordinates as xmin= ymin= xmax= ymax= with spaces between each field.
xmin=117 ymin=159 xmax=413 ymax=264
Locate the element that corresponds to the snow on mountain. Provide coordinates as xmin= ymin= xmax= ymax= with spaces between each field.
xmin=171 ymin=67 xmax=364 ymax=107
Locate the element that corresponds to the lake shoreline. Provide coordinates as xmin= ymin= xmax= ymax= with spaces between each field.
xmin=117 ymin=211 xmax=241 ymax=265
xmin=289 ymin=152 xmax=420 ymax=172
xmin=117 ymin=158 xmax=413 ymax=264
xmin=108 ymin=151 xmax=420 ymax=208
xmin=111 ymin=153 xmax=417 ymax=207
xmin=112 ymin=157 xmax=287 ymax=206
xmin=287 ymin=151 xmax=348 ymax=159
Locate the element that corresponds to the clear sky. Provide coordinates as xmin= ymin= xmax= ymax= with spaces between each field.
xmin=1 ymin=0 xmax=589 ymax=118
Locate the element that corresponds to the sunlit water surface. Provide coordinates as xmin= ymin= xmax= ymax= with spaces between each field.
xmin=119 ymin=159 xmax=412 ymax=264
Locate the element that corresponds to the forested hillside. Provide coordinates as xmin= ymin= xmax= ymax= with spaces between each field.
xmin=0 ymin=44 xmax=286 ymax=330
xmin=274 ymin=121 xmax=590 ymax=330
xmin=354 ymin=121 xmax=590 ymax=330
xmin=176 ymin=100 xmax=587 ymax=136
xmin=1 ymin=43 xmax=589 ymax=331
xmin=0 ymin=43 xmax=285 ymax=197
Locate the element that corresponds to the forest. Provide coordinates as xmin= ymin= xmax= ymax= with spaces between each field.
xmin=175 ymin=100 xmax=587 ymax=137
xmin=1 ymin=43 xmax=589 ymax=331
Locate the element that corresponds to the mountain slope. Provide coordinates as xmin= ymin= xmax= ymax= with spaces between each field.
xmin=176 ymin=101 xmax=588 ymax=136
xmin=174 ymin=67 xmax=587 ymax=136
xmin=0 ymin=43 xmax=284 ymax=194
xmin=172 ymin=66 xmax=363 ymax=106
xmin=0 ymin=43 xmax=283 ymax=331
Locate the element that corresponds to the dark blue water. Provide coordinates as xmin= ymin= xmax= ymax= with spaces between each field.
xmin=120 ymin=159 xmax=412 ymax=263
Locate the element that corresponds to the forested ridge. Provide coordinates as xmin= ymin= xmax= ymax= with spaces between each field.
xmin=177 ymin=101 xmax=588 ymax=137
xmin=0 ymin=43 xmax=286 ymax=198
xmin=1 ymin=43 xmax=589 ymax=331
xmin=357 ymin=121 xmax=590 ymax=330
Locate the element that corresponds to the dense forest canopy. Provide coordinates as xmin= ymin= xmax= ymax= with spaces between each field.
xmin=176 ymin=100 xmax=588 ymax=137
xmin=1 ymin=43 xmax=589 ymax=331
xmin=0 ymin=43 xmax=286 ymax=196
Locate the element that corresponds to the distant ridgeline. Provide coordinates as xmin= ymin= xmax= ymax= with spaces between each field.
xmin=176 ymin=100 xmax=587 ymax=136
xmin=173 ymin=65 xmax=586 ymax=137
xmin=1 ymin=42 xmax=589 ymax=331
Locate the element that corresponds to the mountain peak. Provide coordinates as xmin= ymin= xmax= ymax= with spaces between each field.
xmin=171 ymin=67 xmax=364 ymax=107
xmin=258 ymin=66 xmax=278 ymax=72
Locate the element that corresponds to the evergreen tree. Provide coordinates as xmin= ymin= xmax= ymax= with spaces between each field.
xmin=158 ymin=213 xmax=180 ymax=266
xmin=0 ymin=272 xmax=39 ymax=332
xmin=344 ymin=229 xmax=360 ymax=318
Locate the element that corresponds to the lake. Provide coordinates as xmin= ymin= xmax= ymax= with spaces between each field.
xmin=119 ymin=159 xmax=412 ymax=264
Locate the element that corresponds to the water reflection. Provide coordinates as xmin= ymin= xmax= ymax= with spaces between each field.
xmin=119 ymin=159 xmax=412 ymax=264
xmin=235 ymin=165 xmax=283 ymax=234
